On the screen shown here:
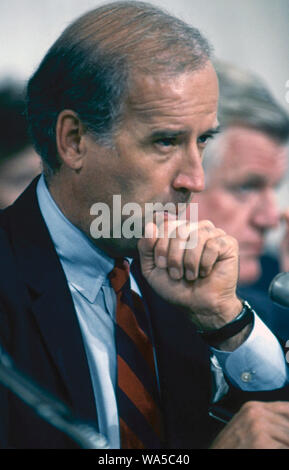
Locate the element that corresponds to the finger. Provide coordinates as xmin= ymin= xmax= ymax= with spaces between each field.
xmin=138 ymin=222 xmax=159 ymax=274
xmin=198 ymin=234 xmax=227 ymax=278
xmin=263 ymin=401 xmax=289 ymax=420
xmin=153 ymin=219 xmax=170 ymax=269
xmin=212 ymin=401 xmax=289 ymax=449
xmin=154 ymin=219 xmax=194 ymax=271
xmin=165 ymin=222 xmax=195 ymax=280
xmin=183 ymin=223 xmax=224 ymax=281
xmin=247 ymin=412 xmax=289 ymax=448
xmin=239 ymin=401 xmax=289 ymax=425
xmin=265 ymin=418 xmax=289 ymax=447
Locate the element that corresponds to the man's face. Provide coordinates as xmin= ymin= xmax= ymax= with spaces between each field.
xmin=74 ymin=62 xmax=219 ymax=257
xmin=195 ymin=126 xmax=287 ymax=284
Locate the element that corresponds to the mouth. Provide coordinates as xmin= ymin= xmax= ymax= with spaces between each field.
xmin=153 ymin=210 xmax=178 ymax=223
xmin=162 ymin=210 xmax=176 ymax=221
xmin=155 ymin=203 xmax=190 ymax=220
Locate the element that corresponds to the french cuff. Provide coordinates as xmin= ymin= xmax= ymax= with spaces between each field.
xmin=211 ymin=313 xmax=288 ymax=391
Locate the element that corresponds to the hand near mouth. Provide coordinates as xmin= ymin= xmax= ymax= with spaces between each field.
xmin=138 ymin=219 xmax=247 ymax=350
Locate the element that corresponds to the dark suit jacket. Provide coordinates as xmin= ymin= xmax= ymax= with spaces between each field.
xmin=0 ymin=179 xmax=289 ymax=449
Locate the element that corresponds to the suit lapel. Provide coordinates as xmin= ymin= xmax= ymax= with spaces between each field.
xmin=5 ymin=179 xmax=98 ymax=426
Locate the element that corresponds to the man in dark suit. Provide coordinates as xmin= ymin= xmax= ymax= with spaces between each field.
xmin=1 ymin=1 xmax=289 ymax=449
xmin=193 ymin=61 xmax=289 ymax=342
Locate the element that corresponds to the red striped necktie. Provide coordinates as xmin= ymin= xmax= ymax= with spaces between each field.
xmin=109 ymin=258 xmax=164 ymax=449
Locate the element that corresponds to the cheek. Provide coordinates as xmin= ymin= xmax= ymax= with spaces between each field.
xmin=120 ymin=161 xmax=173 ymax=202
xmin=113 ymin=165 xmax=152 ymax=202
xmin=239 ymin=257 xmax=261 ymax=284
xmin=198 ymin=192 xmax=250 ymax=234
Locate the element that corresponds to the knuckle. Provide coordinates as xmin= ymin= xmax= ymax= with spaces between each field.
xmin=227 ymin=235 xmax=239 ymax=249
xmin=205 ymin=237 xmax=219 ymax=251
xmin=242 ymin=400 xmax=259 ymax=412
xmin=270 ymin=401 xmax=289 ymax=414
xmin=199 ymin=219 xmax=215 ymax=232
xmin=215 ymin=228 xmax=226 ymax=237
xmin=215 ymin=236 xmax=227 ymax=248
xmin=241 ymin=401 xmax=263 ymax=421
xmin=176 ymin=222 xmax=191 ymax=240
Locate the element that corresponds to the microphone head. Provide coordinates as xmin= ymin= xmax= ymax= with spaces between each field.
xmin=269 ymin=272 xmax=289 ymax=308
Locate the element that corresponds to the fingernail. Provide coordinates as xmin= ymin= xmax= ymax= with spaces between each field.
xmin=169 ymin=268 xmax=181 ymax=279
xmin=157 ymin=256 xmax=167 ymax=268
xmin=186 ymin=270 xmax=195 ymax=281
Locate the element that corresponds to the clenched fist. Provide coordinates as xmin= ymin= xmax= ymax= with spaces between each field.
xmin=138 ymin=219 xmax=243 ymax=333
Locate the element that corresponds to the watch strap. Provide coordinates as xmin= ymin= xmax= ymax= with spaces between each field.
xmin=197 ymin=300 xmax=254 ymax=348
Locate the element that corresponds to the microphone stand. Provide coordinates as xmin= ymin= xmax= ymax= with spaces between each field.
xmin=0 ymin=346 xmax=109 ymax=449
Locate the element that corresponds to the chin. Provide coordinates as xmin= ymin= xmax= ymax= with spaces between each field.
xmin=94 ymin=236 xmax=140 ymax=259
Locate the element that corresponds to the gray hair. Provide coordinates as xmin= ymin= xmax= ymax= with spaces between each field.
xmin=203 ymin=60 xmax=289 ymax=177
xmin=26 ymin=1 xmax=212 ymax=174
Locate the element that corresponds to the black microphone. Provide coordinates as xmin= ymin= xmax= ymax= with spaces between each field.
xmin=0 ymin=345 xmax=109 ymax=449
xmin=269 ymin=272 xmax=289 ymax=308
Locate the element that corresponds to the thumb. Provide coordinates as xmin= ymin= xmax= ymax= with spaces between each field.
xmin=137 ymin=222 xmax=159 ymax=275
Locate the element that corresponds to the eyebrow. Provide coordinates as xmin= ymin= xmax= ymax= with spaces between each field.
xmin=203 ymin=125 xmax=221 ymax=135
xmin=149 ymin=125 xmax=221 ymax=140
xmin=227 ymin=174 xmax=270 ymax=188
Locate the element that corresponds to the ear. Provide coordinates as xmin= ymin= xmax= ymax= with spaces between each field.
xmin=56 ymin=110 xmax=86 ymax=171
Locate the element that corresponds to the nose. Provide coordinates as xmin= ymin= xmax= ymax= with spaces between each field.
xmin=172 ymin=146 xmax=205 ymax=194
xmin=252 ymin=188 xmax=280 ymax=229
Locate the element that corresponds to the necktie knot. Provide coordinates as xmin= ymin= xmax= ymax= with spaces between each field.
xmin=109 ymin=258 xmax=130 ymax=293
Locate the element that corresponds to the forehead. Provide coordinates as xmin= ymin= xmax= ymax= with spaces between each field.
xmin=123 ymin=63 xmax=219 ymax=127
xmin=218 ymin=126 xmax=288 ymax=181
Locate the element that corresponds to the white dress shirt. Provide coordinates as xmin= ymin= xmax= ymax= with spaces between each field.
xmin=36 ymin=174 xmax=288 ymax=448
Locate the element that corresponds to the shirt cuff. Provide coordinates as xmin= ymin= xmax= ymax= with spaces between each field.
xmin=211 ymin=313 xmax=288 ymax=391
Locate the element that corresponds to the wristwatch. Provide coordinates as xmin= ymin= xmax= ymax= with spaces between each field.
xmin=197 ymin=300 xmax=255 ymax=348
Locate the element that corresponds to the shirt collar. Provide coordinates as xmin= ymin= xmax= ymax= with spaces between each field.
xmin=36 ymin=174 xmax=115 ymax=303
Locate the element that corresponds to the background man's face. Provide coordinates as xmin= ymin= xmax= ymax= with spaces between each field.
xmin=195 ymin=126 xmax=287 ymax=284
xmin=75 ymin=62 xmax=219 ymax=257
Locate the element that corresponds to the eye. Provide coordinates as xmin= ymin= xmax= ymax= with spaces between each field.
xmin=197 ymin=133 xmax=214 ymax=146
xmin=155 ymin=137 xmax=178 ymax=148
xmin=228 ymin=182 xmax=263 ymax=199
xmin=234 ymin=186 xmax=253 ymax=196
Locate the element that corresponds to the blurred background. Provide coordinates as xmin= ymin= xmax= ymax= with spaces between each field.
xmin=1 ymin=0 xmax=288 ymax=103
xmin=0 ymin=0 xmax=288 ymax=255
